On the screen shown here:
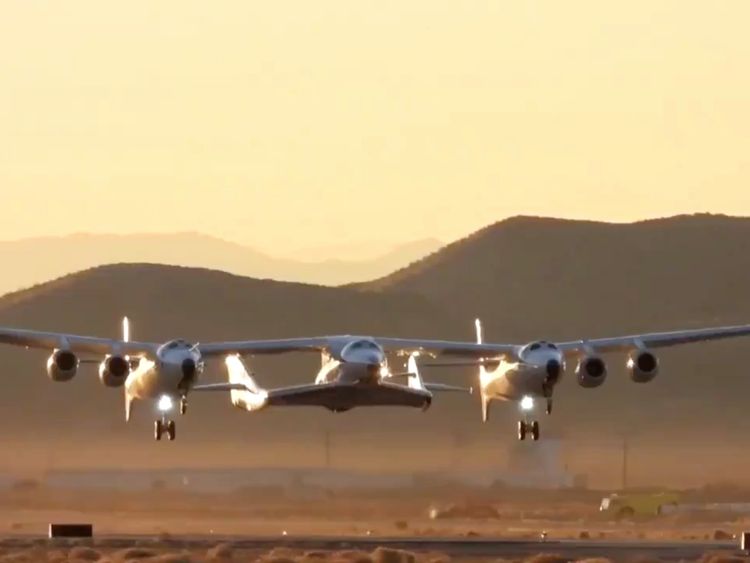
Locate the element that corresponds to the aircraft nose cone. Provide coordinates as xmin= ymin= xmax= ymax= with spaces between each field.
xmin=546 ymin=359 xmax=562 ymax=382
xmin=182 ymin=358 xmax=197 ymax=379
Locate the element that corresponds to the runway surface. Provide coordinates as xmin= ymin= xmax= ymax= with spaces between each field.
xmin=1 ymin=535 xmax=743 ymax=560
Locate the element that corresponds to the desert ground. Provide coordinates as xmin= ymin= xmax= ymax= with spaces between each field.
xmin=1 ymin=484 xmax=749 ymax=562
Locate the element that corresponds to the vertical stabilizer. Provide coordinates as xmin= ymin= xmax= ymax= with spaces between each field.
xmin=125 ymin=393 xmax=134 ymax=422
xmin=122 ymin=316 xmax=132 ymax=421
xmin=475 ymin=318 xmax=490 ymax=422
xmin=407 ymin=353 xmax=426 ymax=391
xmin=225 ymin=355 xmax=267 ymax=411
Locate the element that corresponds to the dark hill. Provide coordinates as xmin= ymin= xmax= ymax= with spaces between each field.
xmin=362 ymin=214 xmax=750 ymax=341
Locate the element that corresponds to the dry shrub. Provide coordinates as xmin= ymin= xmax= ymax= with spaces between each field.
xmin=524 ymin=555 xmax=569 ymax=563
xmin=700 ymin=553 xmax=750 ymax=563
xmin=299 ymin=551 xmax=328 ymax=561
xmin=713 ymin=530 xmax=735 ymax=540
xmin=0 ymin=553 xmax=33 ymax=563
xmin=145 ymin=554 xmax=194 ymax=563
xmin=330 ymin=550 xmax=372 ymax=563
xmin=206 ymin=543 xmax=234 ymax=560
xmin=371 ymin=548 xmax=416 ymax=563
xmin=261 ymin=549 xmax=298 ymax=563
xmin=68 ymin=546 xmax=102 ymax=561
xmin=1 ymin=548 xmax=49 ymax=563
xmin=262 ymin=547 xmax=301 ymax=563
xmin=46 ymin=549 xmax=68 ymax=563
xmin=578 ymin=531 xmax=590 ymax=540
xmin=111 ymin=547 xmax=158 ymax=560
xmin=394 ymin=521 xmax=409 ymax=531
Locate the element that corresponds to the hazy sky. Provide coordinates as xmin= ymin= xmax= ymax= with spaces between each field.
xmin=1 ymin=1 xmax=749 ymax=255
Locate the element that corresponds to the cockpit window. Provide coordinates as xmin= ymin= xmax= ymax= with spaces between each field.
xmin=530 ymin=343 xmax=541 ymax=351
xmin=547 ymin=343 xmax=558 ymax=350
xmin=346 ymin=340 xmax=379 ymax=351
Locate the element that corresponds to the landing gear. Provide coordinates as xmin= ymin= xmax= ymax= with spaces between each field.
xmin=546 ymin=399 xmax=553 ymax=415
xmin=517 ymin=420 xmax=541 ymax=441
xmin=517 ymin=421 xmax=526 ymax=441
xmin=154 ymin=419 xmax=176 ymax=441
xmin=180 ymin=396 xmax=188 ymax=415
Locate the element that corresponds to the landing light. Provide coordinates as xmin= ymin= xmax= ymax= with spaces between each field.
xmin=158 ymin=395 xmax=174 ymax=412
xmin=520 ymin=396 xmax=535 ymax=411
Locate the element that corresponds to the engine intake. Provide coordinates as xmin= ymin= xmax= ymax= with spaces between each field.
xmin=99 ymin=355 xmax=130 ymax=387
xmin=576 ymin=355 xmax=607 ymax=388
xmin=627 ymin=350 xmax=659 ymax=383
xmin=47 ymin=350 xmax=79 ymax=382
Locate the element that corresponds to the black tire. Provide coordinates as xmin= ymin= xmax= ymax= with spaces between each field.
xmin=531 ymin=421 xmax=540 ymax=441
xmin=180 ymin=399 xmax=187 ymax=415
xmin=517 ymin=421 xmax=526 ymax=441
xmin=546 ymin=401 xmax=553 ymax=415
xmin=167 ymin=420 xmax=176 ymax=441
xmin=154 ymin=420 xmax=162 ymax=441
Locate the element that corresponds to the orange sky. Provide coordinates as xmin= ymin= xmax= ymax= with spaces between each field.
xmin=1 ymin=1 xmax=748 ymax=255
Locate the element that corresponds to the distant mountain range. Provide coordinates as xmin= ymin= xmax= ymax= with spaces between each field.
xmin=2 ymin=214 xmax=750 ymax=485
xmin=0 ymin=233 xmax=442 ymax=294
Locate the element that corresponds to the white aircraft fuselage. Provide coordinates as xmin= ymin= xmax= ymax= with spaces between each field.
xmin=123 ymin=340 xmax=204 ymax=418
xmin=314 ymin=337 xmax=388 ymax=386
xmin=480 ymin=343 xmax=564 ymax=402
xmin=221 ymin=336 xmax=439 ymax=413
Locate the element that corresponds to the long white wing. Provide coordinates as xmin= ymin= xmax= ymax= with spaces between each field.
xmin=557 ymin=323 xmax=750 ymax=356
xmin=199 ymin=336 xmax=519 ymax=358
xmin=198 ymin=337 xmax=331 ymax=357
xmin=0 ymin=327 xmax=156 ymax=356
xmin=374 ymin=337 xmax=520 ymax=358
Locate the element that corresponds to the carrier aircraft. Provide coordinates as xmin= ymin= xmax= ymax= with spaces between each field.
xmin=2 ymin=318 xmax=750 ymax=441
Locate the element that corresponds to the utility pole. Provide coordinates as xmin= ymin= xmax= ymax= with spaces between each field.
xmin=621 ymin=436 xmax=629 ymax=491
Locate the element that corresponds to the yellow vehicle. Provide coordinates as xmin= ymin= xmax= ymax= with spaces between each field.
xmin=599 ymin=492 xmax=681 ymax=519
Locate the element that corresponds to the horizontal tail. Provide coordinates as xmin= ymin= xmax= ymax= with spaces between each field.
xmin=193 ymin=355 xmax=267 ymax=411
xmin=408 ymin=354 xmax=472 ymax=394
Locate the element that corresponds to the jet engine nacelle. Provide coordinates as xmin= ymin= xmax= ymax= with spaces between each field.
xmin=576 ymin=355 xmax=608 ymax=388
xmin=627 ymin=349 xmax=659 ymax=383
xmin=99 ymin=355 xmax=130 ymax=387
xmin=46 ymin=349 xmax=79 ymax=382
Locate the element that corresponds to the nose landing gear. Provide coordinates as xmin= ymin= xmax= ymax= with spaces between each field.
xmin=155 ymin=418 xmax=176 ymax=441
xmin=180 ymin=396 xmax=188 ymax=415
xmin=517 ymin=420 xmax=540 ymax=441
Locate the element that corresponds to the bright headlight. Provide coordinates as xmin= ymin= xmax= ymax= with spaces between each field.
xmin=158 ymin=395 xmax=174 ymax=412
xmin=520 ymin=396 xmax=535 ymax=411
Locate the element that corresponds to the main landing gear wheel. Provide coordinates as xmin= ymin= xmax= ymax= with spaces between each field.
xmin=546 ymin=400 xmax=553 ymax=415
xmin=531 ymin=420 xmax=540 ymax=441
xmin=180 ymin=397 xmax=188 ymax=415
xmin=517 ymin=421 xmax=526 ymax=441
xmin=154 ymin=419 xmax=177 ymax=441
xmin=517 ymin=421 xmax=541 ymax=441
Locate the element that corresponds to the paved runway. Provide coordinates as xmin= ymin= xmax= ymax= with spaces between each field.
xmin=1 ymin=535 xmax=744 ymax=560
